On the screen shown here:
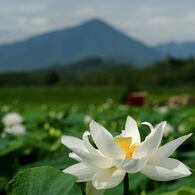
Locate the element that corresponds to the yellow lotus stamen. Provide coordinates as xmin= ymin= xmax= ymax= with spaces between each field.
xmin=114 ymin=137 xmax=137 ymax=159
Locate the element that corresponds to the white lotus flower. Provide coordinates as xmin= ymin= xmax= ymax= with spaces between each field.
xmin=2 ymin=112 xmax=23 ymax=127
xmin=61 ymin=116 xmax=192 ymax=191
xmin=4 ymin=124 xmax=26 ymax=135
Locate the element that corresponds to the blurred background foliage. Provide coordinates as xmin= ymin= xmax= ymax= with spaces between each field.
xmin=0 ymin=94 xmax=195 ymax=194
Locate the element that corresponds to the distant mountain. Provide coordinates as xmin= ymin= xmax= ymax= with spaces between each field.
xmin=0 ymin=30 xmax=30 ymax=45
xmin=155 ymin=42 xmax=195 ymax=58
xmin=0 ymin=19 xmax=164 ymax=72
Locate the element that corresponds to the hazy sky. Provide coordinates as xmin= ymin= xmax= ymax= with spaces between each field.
xmin=1 ymin=0 xmax=195 ymax=45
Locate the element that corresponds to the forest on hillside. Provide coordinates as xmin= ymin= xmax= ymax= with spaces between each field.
xmin=0 ymin=57 xmax=195 ymax=87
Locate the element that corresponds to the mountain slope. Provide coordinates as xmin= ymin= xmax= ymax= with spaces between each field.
xmin=0 ymin=30 xmax=30 ymax=45
xmin=155 ymin=42 xmax=195 ymax=58
xmin=0 ymin=19 xmax=164 ymax=72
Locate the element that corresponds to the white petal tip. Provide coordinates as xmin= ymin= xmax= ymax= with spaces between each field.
xmin=127 ymin=115 xmax=136 ymax=121
xmin=83 ymin=131 xmax=90 ymax=137
xmin=61 ymin=136 xmax=66 ymax=144
xmin=162 ymin=121 xmax=167 ymax=128
xmin=90 ymin=120 xmax=95 ymax=124
xmin=155 ymin=121 xmax=167 ymax=131
xmin=89 ymin=120 xmax=103 ymax=132
xmin=186 ymin=170 xmax=192 ymax=176
xmin=62 ymin=168 xmax=69 ymax=174
xmin=126 ymin=116 xmax=138 ymax=126
xmin=182 ymin=133 xmax=193 ymax=141
xmin=188 ymin=133 xmax=193 ymax=137
xmin=89 ymin=120 xmax=97 ymax=128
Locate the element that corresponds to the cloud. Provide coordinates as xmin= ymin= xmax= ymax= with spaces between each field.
xmin=185 ymin=10 xmax=195 ymax=22
xmin=1 ymin=0 xmax=195 ymax=45
xmin=0 ymin=2 xmax=46 ymax=15
xmin=30 ymin=17 xmax=49 ymax=25
xmin=147 ymin=16 xmax=173 ymax=25
xmin=73 ymin=7 xmax=98 ymax=17
xmin=16 ymin=17 xmax=27 ymax=25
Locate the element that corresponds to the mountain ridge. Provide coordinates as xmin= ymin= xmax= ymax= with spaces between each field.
xmin=0 ymin=18 xmax=164 ymax=72
xmin=155 ymin=41 xmax=195 ymax=58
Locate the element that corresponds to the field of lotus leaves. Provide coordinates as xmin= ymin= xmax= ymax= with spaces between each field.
xmin=0 ymin=87 xmax=195 ymax=195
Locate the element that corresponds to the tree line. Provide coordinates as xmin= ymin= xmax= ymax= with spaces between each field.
xmin=0 ymin=57 xmax=195 ymax=87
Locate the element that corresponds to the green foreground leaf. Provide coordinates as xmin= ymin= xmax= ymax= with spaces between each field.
xmin=159 ymin=186 xmax=195 ymax=195
xmin=6 ymin=166 xmax=82 ymax=195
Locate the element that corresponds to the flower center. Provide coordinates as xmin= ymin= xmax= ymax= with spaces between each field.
xmin=114 ymin=137 xmax=137 ymax=159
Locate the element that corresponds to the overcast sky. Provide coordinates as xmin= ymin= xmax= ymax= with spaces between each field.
xmin=1 ymin=0 xmax=195 ymax=45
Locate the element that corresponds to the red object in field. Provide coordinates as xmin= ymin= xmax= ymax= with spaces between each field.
xmin=126 ymin=92 xmax=147 ymax=107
